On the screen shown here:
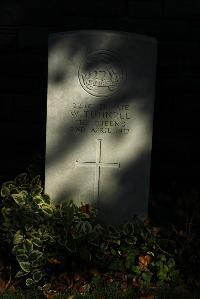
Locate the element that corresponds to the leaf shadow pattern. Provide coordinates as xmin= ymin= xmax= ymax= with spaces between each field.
xmin=45 ymin=31 xmax=156 ymax=224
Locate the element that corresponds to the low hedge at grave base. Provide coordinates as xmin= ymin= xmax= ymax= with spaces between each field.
xmin=0 ymin=170 xmax=199 ymax=297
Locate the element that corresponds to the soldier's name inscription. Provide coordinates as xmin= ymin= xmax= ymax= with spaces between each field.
xmin=69 ymin=102 xmax=132 ymax=135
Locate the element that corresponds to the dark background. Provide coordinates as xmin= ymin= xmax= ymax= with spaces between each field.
xmin=0 ymin=0 xmax=200 ymax=222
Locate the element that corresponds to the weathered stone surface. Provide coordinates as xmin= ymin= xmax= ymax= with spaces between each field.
xmin=45 ymin=30 xmax=157 ymax=224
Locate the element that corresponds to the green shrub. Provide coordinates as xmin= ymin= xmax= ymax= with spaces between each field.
xmin=0 ymin=172 xmax=180 ymax=294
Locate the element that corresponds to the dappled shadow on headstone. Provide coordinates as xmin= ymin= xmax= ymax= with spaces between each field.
xmin=46 ymin=32 xmax=154 ymax=168
xmin=45 ymin=31 xmax=156 ymax=223
xmin=47 ymin=141 xmax=151 ymax=225
xmin=94 ymin=148 xmax=151 ymax=224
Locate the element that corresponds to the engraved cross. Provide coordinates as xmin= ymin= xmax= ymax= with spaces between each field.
xmin=75 ymin=139 xmax=120 ymax=201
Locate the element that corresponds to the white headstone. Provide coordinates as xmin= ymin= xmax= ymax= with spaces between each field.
xmin=45 ymin=30 xmax=157 ymax=224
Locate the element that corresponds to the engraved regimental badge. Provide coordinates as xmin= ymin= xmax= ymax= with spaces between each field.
xmin=78 ymin=50 xmax=125 ymax=97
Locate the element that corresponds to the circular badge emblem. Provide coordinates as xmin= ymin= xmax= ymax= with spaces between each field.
xmin=78 ymin=50 xmax=125 ymax=97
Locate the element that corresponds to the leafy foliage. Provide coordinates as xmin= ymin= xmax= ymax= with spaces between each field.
xmin=0 ymin=172 xmax=181 ymax=296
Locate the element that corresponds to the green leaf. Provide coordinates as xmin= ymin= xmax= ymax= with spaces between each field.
xmin=163 ymin=264 xmax=169 ymax=272
xmin=75 ymin=221 xmax=83 ymax=234
xmin=125 ymin=236 xmax=137 ymax=245
xmin=25 ymin=225 xmax=32 ymax=232
xmin=170 ymin=269 xmax=179 ymax=281
xmin=15 ymin=248 xmax=26 ymax=255
xmin=12 ymin=191 xmax=28 ymax=206
xmin=31 ymin=258 xmax=43 ymax=268
xmin=125 ymin=249 xmax=139 ymax=269
xmin=13 ymin=230 xmax=24 ymax=245
xmin=123 ymin=222 xmax=134 ymax=235
xmin=2 ymin=182 xmax=18 ymax=194
xmin=33 ymin=271 xmax=43 ymax=282
xmin=142 ymin=271 xmax=152 ymax=283
xmin=2 ymin=180 xmax=16 ymax=187
xmin=82 ymin=221 xmax=92 ymax=234
xmin=24 ymin=239 xmax=33 ymax=253
xmin=18 ymin=184 xmax=29 ymax=190
xmin=16 ymin=270 xmax=28 ymax=278
xmin=93 ymin=224 xmax=104 ymax=234
xmin=17 ymin=254 xmax=29 ymax=263
xmin=155 ymin=260 xmax=163 ymax=267
xmin=108 ymin=238 xmax=121 ymax=245
xmin=33 ymin=195 xmax=44 ymax=205
xmin=159 ymin=254 xmax=167 ymax=262
xmin=1 ymin=207 xmax=12 ymax=220
xmin=21 ymin=190 xmax=28 ymax=196
xmin=31 ymin=175 xmax=41 ymax=187
xmin=42 ymin=194 xmax=51 ymax=204
xmin=1 ymin=186 xmax=9 ymax=197
xmin=12 ymin=245 xmax=21 ymax=254
xmin=48 ymin=235 xmax=55 ymax=243
xmin=32 ymin=186 xmax=43 ymax=196
xmin=29 ymin=250 xmax=43 ymax=262
xmin=108 ymin=225 xmax=119 ymax=236
xmin=31 ymin=231 xmax=41 ymax=238
xmin=26 ymin=278 xmax=34 ymax=286
xmin=19 ymin=261 xmax=31 ymax=273
xmin=75 ymin=221 xmax=93 ymax=235
xmin=132 ymin=265 xmax=141 ymax=275
xmin=167 ymin=258 xmax=175 ymax=269
xmin=110 ymin=248 xmax=117 ymax=255
xmin=33 ymin=238 xmax=43 ymax=247
xmin=40 ymin=204 xmax=53 ymax=216
xmin=38 ymin=226 xmax=46 ymax=235
xmin=42 ymin=233 xmax=53 ymax=243
xmin=157 ymin=266 xmax=168 ymax=281
xmin=15 ymin=173 xmax=28 ymax=185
